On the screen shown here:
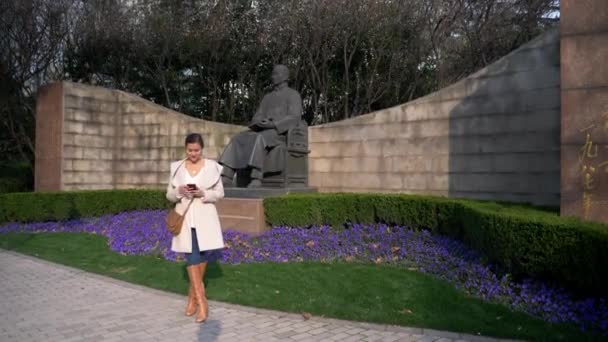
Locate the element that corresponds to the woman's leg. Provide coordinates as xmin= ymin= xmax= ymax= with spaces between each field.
xmin=185 ymin=279 xmax=197 ymax=316
xmin=185 ymin=229 xmax=205 ymax=320
xmin=198 ymin=262 xmax=207 ymax=283
xmin=197 ymin=262 xmax=208 ymax=315
xmin=186 ymin=265 xmax=207 ymax=322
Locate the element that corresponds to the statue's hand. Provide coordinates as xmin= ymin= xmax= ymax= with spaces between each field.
xmin=259 ymin=119 xmax=275 ymax=129
xmin=250 ymin=119 xmax=274 ymax=130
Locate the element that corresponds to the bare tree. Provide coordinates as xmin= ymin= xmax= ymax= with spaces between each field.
xmin=0 ymin=0 xmax=75 ymax=165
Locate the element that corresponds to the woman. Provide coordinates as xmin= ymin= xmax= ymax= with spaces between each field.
xmin=166 ymin=133 xmax=225 ymax=323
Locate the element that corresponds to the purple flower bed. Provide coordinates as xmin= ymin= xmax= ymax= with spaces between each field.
xmin=1 ymin=209 xmax=606 ymax=333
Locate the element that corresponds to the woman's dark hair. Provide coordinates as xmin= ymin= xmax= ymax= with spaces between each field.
xmin=185 ymin=133 xmax=204 ymax=148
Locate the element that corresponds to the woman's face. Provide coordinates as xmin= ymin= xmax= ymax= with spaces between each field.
xmin=186 ymin=143 xmax=202 ymax=163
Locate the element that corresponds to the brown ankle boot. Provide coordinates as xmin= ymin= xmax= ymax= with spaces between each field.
xmin=185 ymin=285 xmax=197 ymax=316
xmin=187 ymin=265 xmax=207 ymax=323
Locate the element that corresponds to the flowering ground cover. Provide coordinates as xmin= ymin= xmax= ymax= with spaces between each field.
xmin=1 ymin=209 xmax=606 ymax=335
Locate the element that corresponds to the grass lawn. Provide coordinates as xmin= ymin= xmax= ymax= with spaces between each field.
xmin=0 ymin=232 xmax=602 ymax=341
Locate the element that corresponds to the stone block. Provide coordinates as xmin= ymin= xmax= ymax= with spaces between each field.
xmin=308 ymin=172 xmax=326 ymax=189
xmin=431 ymin=156 xmax=450 ymax=173
xmin=63 ymin=160 xmax=72 ymax=171
xmin=449 ymin=172 xmax=558 ymax=194
xmin=83 ymin=148 xmax=114 ymax=160
xmin=315 ymin=172 xmax=384 ymax=190
xmin=401 ymin=173 xmax=428 ymax=190
xmin=63 ymin=171 xmax=112 ymax=185
xmin=426 ymin=174 xmax=449 ymax=191
xmin=120 ymin=136 xmax=168 ymax=149
xmin=114 ymin=160 xmax=162 ymax=173
xmin=439 ymin=87 xmax=557 ymax=123
xmin=450 ymin=132 xmax=559 ymax=154
xmin=309 ymin=141 xmax=367 ymax=158
xmin=64 ymin=121 xmax=95 ymax=135
xmin=64 ymin=183 xmax=114 ymax=190
xmin=309 ymin=158 xmax=331 ymax=173
xmin=122 ymin=101 xmax=149 ymax=114
xmin=382 ymin=137 xmax=449 ymax=157
xmin=71 ymin=160 xmax=112 ymax=172
xmin=63 ymin=146 xmax=84 ymax=160
xmin=64 ymin=95 xmax=119 ymax=113
xmin=119 ymin=149 xmax=153 ymax=161
xmin=493 ymin=153 xmax=560 ymax=173
xmin=391 ymin=156 xmax=433 ymax=173
xmin=449 ymin=155 xmax=494 ymax=173
xmin=204 ymin=148 xmax=220 ymax=160
xmin=561 ymin=0 xmax=608 ymax=35
xmin=121 ymin=113 xmax=148 ymax=125
xmin=158 ymin=147 xmax=182 ymax=160
xmin=114 ymin=172 xmax=161 ymax=185
xmin=216 ymin=198 xmax=267 ymax=236
xmin=561 ymin=144 xmax=608 ymax=222
xmin=73 ymin=134 xmax=111 ymax=148
xmin=561 ymin=34 xmax=608 ymax=90
xmin=562 ymin=88 xmax=608 ymax=144
xmin=64 ymin=82 xmax=117 ymax=102
xmin=63 ymin=120 xmax=85 ymax=134
xmin=65 ymin=109 xmax=115 ymax=124
xmin=352 ymin=157 xmax=393 ymax=173
xmin=123 ymin=124 xmax=161 ymax=137
xmin=346 ymin=173 xmax=383 ymax=189
xmin=64 ymin=109 xmax=91 ymax=122
xmin=100 ymin=124 xmax=115 ymax=136
xmin=449 ymin=110 xmax=558 ymax=137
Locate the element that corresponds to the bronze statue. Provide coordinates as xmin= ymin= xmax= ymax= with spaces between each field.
xmin=219 ymin=65 xmax=303 ymax=188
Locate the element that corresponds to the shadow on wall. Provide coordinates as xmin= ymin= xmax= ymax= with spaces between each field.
xmin=447 ymin=29 xmax=561 ymax=207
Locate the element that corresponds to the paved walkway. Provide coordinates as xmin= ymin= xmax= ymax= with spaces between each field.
xmin=0 ymin=250 xmax=515 ymax=342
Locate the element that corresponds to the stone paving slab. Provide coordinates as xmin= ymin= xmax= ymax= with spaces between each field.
xmin=0 ymin=249 xmax=518 ymax=342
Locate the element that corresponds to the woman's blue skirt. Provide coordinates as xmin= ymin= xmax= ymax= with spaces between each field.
xmin=185 ymin=228 xmax=222 ymax=266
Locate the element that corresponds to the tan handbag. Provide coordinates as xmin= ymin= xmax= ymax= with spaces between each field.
xmin=166 ymin=199 xmax=194 ymax=236
xmin=165 ymin=160 xmax=193 ymax=236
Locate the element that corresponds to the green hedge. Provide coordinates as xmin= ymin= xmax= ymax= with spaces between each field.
xmin=0 ymin=190 xmax=169 ymax=223
xmin=2 ymin=190 xmax=607 ymax=295
xmin=265 ymin=193 xmax=608 ymax=296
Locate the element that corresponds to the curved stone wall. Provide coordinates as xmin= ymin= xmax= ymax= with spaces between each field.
xmin=308 ymin=29 xmax=561 ymax=206
xmin=35 ymin=82 xmax=245 ymax=191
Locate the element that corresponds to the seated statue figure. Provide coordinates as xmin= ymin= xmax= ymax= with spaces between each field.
xmin=218 ymin=65 xmax=303 ymax=188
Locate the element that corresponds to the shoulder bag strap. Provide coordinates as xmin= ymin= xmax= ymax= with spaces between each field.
xmin=173 ymin=159 xmax=195 ymax=214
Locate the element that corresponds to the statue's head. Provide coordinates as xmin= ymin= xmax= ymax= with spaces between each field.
xmin=271 ymin=64 xmax=289 ymax=86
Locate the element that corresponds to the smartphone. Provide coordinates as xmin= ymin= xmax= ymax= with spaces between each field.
xmin=186 ymin=183 xmax=198 ymax=191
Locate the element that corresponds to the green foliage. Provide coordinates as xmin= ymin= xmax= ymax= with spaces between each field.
xmin=0 ymin=162 xmax=33 ymax=193
xmin=265 ymin=193 xmax=608 ymax=296
xmin=0 ymin=190 xmax=169 ymax=223
xmin=265 ymin=193 xmax=452 ymax=231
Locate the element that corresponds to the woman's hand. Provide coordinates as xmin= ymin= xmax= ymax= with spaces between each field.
xmin=190 ymin=188 xmax=205 ymax=199
xmin=178 ymin=185 xmax=190 ymax=196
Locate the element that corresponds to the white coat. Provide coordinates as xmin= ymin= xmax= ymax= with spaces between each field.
xmin=166 ymin=158 xmax=225 ymax=253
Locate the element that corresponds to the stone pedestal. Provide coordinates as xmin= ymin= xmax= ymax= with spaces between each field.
xmin=217 ymin=187 xmax=317 ymax=236
xmin=216 ymin=198 xmax=266 ymax=236
xmin=560 ymin=0 xmax=608 ymax=222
